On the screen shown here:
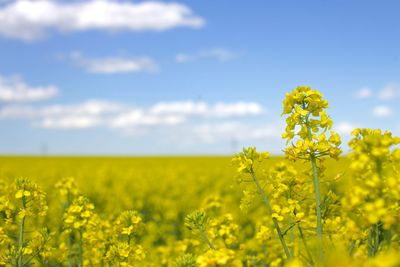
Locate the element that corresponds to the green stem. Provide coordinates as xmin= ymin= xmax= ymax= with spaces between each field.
xmin=348 ymin=240 xmax=356 ymax=255
xmin=78 ymin=231 xmax=83 ymax=267
xmin=63 ymin=195 xmax=75 ymax=267
xmin=368 ymin=225 xmax=377 ymax=257
xmin=17 ymin=195 xmax=27 ymax=267
xmin=199 ymin=227 xmax=215 ymax=250
xmin=305 ymin=118 xmax=323 ymax=260
xmin=289 ymin=220 xmax=295 ymax=256
xmin=67 ymin=233 xmax=74 ymax=267
xmin=250 ymin=171 xmax=292 ymax=259
xmin=375 ymin=224 xmax=380 ymax=254
xmin=298 ymin=224 xmax=314 ymax=265
xmin=367 ymin=160 xmax=384 ymax=257
xmin=310 ymin=153 xmax=323 ymax=239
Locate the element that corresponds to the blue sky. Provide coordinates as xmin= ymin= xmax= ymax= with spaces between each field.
xmin=0 ymin=0 xmax=399 ymax=155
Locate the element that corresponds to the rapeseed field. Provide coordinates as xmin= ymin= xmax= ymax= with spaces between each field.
xmin=0 ymin=87 xmax=399 ymax=266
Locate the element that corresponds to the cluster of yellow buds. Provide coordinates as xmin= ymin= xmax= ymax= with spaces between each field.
xmin=282 ymin=86 xmax=342 ymax=160
xmin=105 ymin=242 xmax=145 ymax=266
xmin=184 ymin=210 xmax=243 ymax=265
xmin=185 ymin=211 xmax=210 ymax=234
xmin=55 ymin=177 xmax=79 ymax=199
xmin=13 ymin=178 xmax=48 ymax=219
xmin=63 ymin=196 xmax=95 ymax=231
xmin=208 ymin=213 xmax=239 ymax=247
xmin=343 ymin=128 xmax=400 ymax=256
xmin=0 ymin=226 xmax=12 ymax=265
xmin=345 ymin=128 xmax=400 ymax=227
xmin=0 ymin=178 xmax=48 ymax=266
xmin=105 ymin=210 xmax=146 ymax=266
xmin=349 ymin=128 xmax=400 ymax=171
xmin=173 ymin=253 xmax=198 ymax=267
xmin=114 ymin=210 xmax=143 ymax=241
xmin=264 ymin=162 xmax=311 ymax=226
xmin=232 ymin=147 xmax=269 ymax=174
xmin=24 ymin=228 xmax=52 ymax=261
xmin=196 ymin=248 xmax=240 ymax=267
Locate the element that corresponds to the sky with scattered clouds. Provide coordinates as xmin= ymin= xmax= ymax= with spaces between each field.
xmin=0 ymin=0 xmax=400 ymax=155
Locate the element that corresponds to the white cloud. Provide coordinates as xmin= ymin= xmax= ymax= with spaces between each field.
xmin=0 ymin=105 xmax=37 ymax=118
xmin=194 ymin=122 xmax=281 ymax=143
xmin=0 ymin=100 xmax=126 ymax=127
xmin=68 ymin=52 xmax=158 ymax=74
xmin=372 ymin=105 xmax=393 ymax=117
xmin=0 ymin=75 xmax=58 ymax=102
xmin=40 ymin=100 xmax=126 ymax=116
xmin=379 ymin=83 xmax=400 ymax=100
xmin=175 ymin=48 xmax=235 ymax=63
xmin=0 ymin=100 xmax=265 ymax=131
xmin=110 ymin=110 xmax=185 ymax=128
xmin=149 ymin=101 xmax=263 ymax=118
xmin=212 ymin=102 xmax=263 ymax=117
xmin=150 ymin=101 xmax=207 ymax=115
xmin=0 ymin=0 xmax=204 ymax=41
xmin=37 ymin=100 xmax=127 ymax=129
xmin=334 ymin=122 xmax=357 ymax=135
xmin=355 ymin=87 xmax=372 ymax=99
xmin=112 ymin=101 xmax=264 ymax=129
xmin=39 ymin=116 xmax=101 ymax=129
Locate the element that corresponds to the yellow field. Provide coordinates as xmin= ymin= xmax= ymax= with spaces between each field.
xmin=0 ymin=156 xmax=352 ymax=266
xmin=1 ymin=87 xmax=400 ymax=267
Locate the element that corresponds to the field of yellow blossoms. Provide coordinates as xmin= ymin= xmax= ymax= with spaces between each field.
xmin=1 ymin=86 xmax=400 ymax=266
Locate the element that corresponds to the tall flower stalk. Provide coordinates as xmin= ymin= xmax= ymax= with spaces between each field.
xmin=344 ymin=128 xmax=400 ymax=257
xmin=185 ymin=210 xmax=215 ymax=250
xmin=281 ymin=86 xmax=342 ymax=257
xmin=233 ymin=147 xmax=292 ymax=260
xmin=17 ymin=192 xmax=26 ymax=267
xmin=11 ymin=178 xmax=48 ymax=266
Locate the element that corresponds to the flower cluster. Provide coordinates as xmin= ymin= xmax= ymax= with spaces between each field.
xmin=55 ymin=176 xmax=79 ymax=200
xmin=105 ymin=210 xmax=146 ymax=266
xmin=232 ymin=147 xmax=269 ymax=174
xmin=282 ymin=86 xmax=341 ymax=160
xmin=63 ymin=196 xmax=95 ymax=232
xmin=343 ymin=128 xmax=400 ymax=256
xmin=0 ymin=178 xmax=48 ymax=266
xmin=196 ymin=248 xmax=240 ymax=267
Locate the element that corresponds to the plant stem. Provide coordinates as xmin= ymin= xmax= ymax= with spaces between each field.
xmin=199 ymin=227 xmax=215 ymax=250
xmin=78 ymin=231 xmax=83 ymax=267
xmin=62 ymin=194 xmax=75 ymax=267
xmin=297 ymin=225 xmax=314 ymax=264
xmin=305 ymin=120 xmax=324 ymax=261
xmin=348 ymin=240 xmax=356 ymax=255
xmin=310 ymin=153 xmax=323 ymax=239
xmin=17 ymin=195 xmax=27 ymax=267
xmin=368 ymin=225 xmax=377 ymax=257
xmin=367 ymin=160 xmax=384 ymax=257
xmin=67 ymin=233 xmax=74 ymax=267
xmin=250 ymin=171 xmax=292 ymax=259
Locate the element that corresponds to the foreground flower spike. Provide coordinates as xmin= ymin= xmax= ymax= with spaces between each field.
xmin=185 ymin=210 xmax=215 ymax=250
xmin=173 ymin=253 xmax=198 ymax=267
xmin=105 ymin=210 xmax=146 ymax=266
xmin=344 ymin=128 xmax=400 ymax=257
xmin=233 ymin=147 xmax=292 ymax=260
xmin=0 ymin=178 xmax=48 ymax=266
xmin=281 ymin=86 xmax=342 ymax=254
xmin=63 ymin=196 xmax=95 ymax=266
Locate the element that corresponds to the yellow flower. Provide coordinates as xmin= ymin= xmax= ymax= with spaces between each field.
xmin=15 ymin=190 xmax=31 ymax=199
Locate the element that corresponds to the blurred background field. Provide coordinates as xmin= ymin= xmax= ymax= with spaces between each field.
xmin=0 ymin=156 xmax=349 ymax=214
xmin=0 ymin=156 xmax=351 ymax=264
